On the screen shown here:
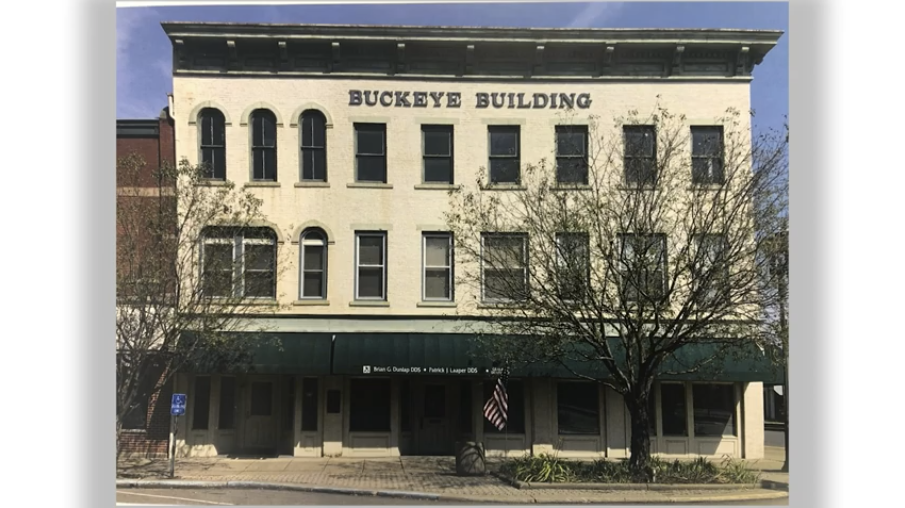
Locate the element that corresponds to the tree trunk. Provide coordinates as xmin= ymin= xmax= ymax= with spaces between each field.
xmin=626 ymin=397 xmax=654 ymax=482
xmin=116 ymin=418 xmax=124 ymax=459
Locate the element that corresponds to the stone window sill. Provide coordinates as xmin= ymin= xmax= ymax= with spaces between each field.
xmin=481 ymin=184 xmax=527 ymax=191
xmin=347 ymin=182 xmax=394 ymax=189
xmin=295 ymin=181 xmax=331 ymax=188
xmin=195 ymin=180 xmax=230 ymax=187
xmin=414 ymin=183 xmax=461 ymax=191
xmin=349 ymin=300 xmax=391 ymax=307
xmin=417 ymin=301 xmax=457 ymax=308
xmin=292 ymin=299 xmax=330 ymax=306
xmin=552 ymin=184 xmax=592 ymax=191
xmin=244 ymin=181 xmax=282 ymax=188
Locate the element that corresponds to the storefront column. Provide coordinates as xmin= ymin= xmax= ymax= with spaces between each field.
xmin=322 ymin=375 xmax=343 ymax=457
xmin=530 ymin=378 xmax=555 ymax=456
xmin=604 ymin=387 xmax=629 ymax=458
xmin=742 ymin=381 xmax=765 ymax=459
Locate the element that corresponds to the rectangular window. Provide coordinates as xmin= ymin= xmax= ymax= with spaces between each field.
xmin=618 ymin=233 xmax=667 ymax=302
xmin=623 ymin=125 xmax=657 ymax=186
xmin=301 ymin=378 xmax=319 ymax=432
xmin=555 ymin=232 xmax=590 ymax=301
xmin=693 ymin=384 xmax=737 ymax=437
xmin=483 ymin=379 xmax=525 ymax=433
xmin=218 ymin=376 xmax=236 ymax=430
xmin=400 ymin=379 xmax=412 ymax=432
xmin=355 ymin=232 xmax=387 ymax=300
xmin=660 ymin=383 xmax=688 ymax=437
xmin=423 ymin=233 xmax=453 ymax=301
xmin=691 ymin=126 xmax=725 ymax=184
xmin=694 ymin=234 xmax=730 ymax=308
xmin=301 ymin=112 xmax=327 ymax=181
xmin=350 ymin=378 xmax=391 ymax=432
xmin=557 ymin=381 xmax=600 ymax=435
xmin=200 ymin=110 xmax=226 ymax=180
xmin=282 ymin=376 xmax=295 ymax=431
xmin=481 ymin=233 xmax=528 ymax=302
xmin=422 ymin=125 xmax=454 ymax=184
xmin=252 ymin=112 xmax=277 ymax=181
xmin=201 ymin=240 xmax=234 ymax=298
xmin=191 ymin=376 xmax=212 ymax=430
xmin=243 ymin=232 xmax=276 ymax=298
xmin=355 ymin=123 xmax=387 ymax=183
xmin=458 ymin=381 xmax=473 ymax=434
xmin=201 ymin=228 xmax=277 ymax=299
xmin=488 ymin=126 xmax=521 ymax=184
xmin=555 ymin=125 xmax=589 ymax=185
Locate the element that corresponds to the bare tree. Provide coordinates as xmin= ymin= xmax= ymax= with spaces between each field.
xmin=115 ymin=155 xmax=287 ymax=455
xmin=445 ymin=102 xmax=788 ymax=478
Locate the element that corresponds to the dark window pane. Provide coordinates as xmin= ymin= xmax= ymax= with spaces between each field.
xmin=483 ymin=380 xmax=525 ymax=433
xmin=302 ymin=113 xmax=326 ymax=148
xmin=556 ymin=130 xmax=586 ymax=156
xmin=303 ymin=272 xmax=324 ymax=298
xmin=192 ymin=376 xmax=211 ymax=430
xmin=660 ymin=384 xmax=687 ymax=436
xmin=203 ymin=272 xmax=232 ymax=297
xmin=201 ymin=114 xmax=213 ymax=146
xmin=302 ymin=149 xmax=326 ymax=181
xmin=489 ymin=128 xmax=518 ymax=156
xmin=625 ymin=127 xmax=655 ymax=157
xmin=218 ymin=377 xmax=236 ymax=430
xmin=357 ymin=156 xmax=386 ymax=182
xmin=302 ymin=378 xmax=319 ymax=431
xmin=282 ymin=377 xmax=295 ymax=431
xmin=303 ymin=245 xmax=324 ymax=270
xmin=263 ymin=150 xmax=277 ymax=180
xmin=425 ymin=236 xmax=451 ymax=266
xmin=424 ymin=384 xmax=446 ymax=418
xmin=484 ymin=269 xmax=526 ymax=300
xmin=358 ymin=267 xmax=384 ymax=298
xmin=556 ymin=158 xmax=588 ymax=184
xmin=245 ymin=271 xmax=275 ymax=298
xmin=261 ymin=114 xmax=276 ymax=147
xmin=625 ymin=158 xmax=656 ymax=185
xmin=250 ymin=381 xmax=273 ymax=416
xmin=424 ymin=129 xmax=451 ymax=156
xmin=358 ymin=236 xmax=384 ymax=265
xmin=245 ymin=244 xmax=275 ymax=271
xmin=692 ymin=158 xmax=724 ymax=184
xmin=400 ymin=380 xmax=412 ymax=432
xmin=458 ymin=381 xmax=472 ymax=434
xmin=693 ymin=384 xmax=737 ymax=437
xmin=424 ymin=158 xmax=453 ymax=183
xmin=253 ymin=150 xmax=264 ymax=179
xmin=213 ymin=148 xmax=225 ymax=179
xmin=252 ymin=115 xmax=263 ymax=146
xmin=350 ymin=379 xmax=391 ymax=432
xmin=490 ymin=159 xmax=520 ymax=184
xmin=557 ymin=382 xmax=600 ymax=435
xmin=356 ymin=127 xmax=385 ymax=155
xmin=692 ymin=128 xmax=722 ymax=156
xmin=425 ymin=268 xmax=450 ymax=299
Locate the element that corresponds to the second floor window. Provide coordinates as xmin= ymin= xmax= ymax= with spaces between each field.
xmin=199 ymin=108 xmax=226 ymax=180
xmin=300 ymin=110 xmax=327 ymax=182
xmin=555 ymin=232 xmax=590 ymax=301
xmin=300 ymin=228 xmax=328 ymax=299
xmin=355 ymin=232 xmax=387 ymax=300
xmin=488 ymin=126 xmax=520 ymax=184
xmin=555 ymin=125 xmax=589 ymax=185
xmin=623 ymin=126 xmax=657 ymax=187
xmin=482 ymin=233 xmax=528 ymax=302
xmin=423 ymin=233 xmax=453 ymax=301
xmin=251 ymin=109 xmax=277 ymax=181
xmin=422 ymin=125 xmax=454 ymax=184
xmin=693 ymin=234 xmax=730 ymax=308
xmin=355 ymin=123 xmax=387 ymax=183
xmin=691 ymin=126 xmax=725 ymax=185
xmin=618 ymin=233 xmax=667 ymax=303
xmin=201 ymin=227 xmax=277 ymax=299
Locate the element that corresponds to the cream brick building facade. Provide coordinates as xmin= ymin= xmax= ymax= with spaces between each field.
xmin=162 ymin=22 xmax=781 ymax=460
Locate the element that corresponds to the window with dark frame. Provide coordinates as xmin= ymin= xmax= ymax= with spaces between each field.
xmin=218 ymin=376 xmax=237 ymax=430
xmin=301 ymin=378 xmax=319 ymax=432
xmin=355 ymin=123 xmax=387 ymax=183
xmin=251 ymin=109 xmax=277 ymax=181
xmin=349 ymin=378 xmax=391 ymax=432
xmin=355 ymin=232 xmax=387 ymax=300
xmin=423 ymin=233 xmax=453 ymax=301
xmin=458 ymin=381 xmax=473 ymax=434
xmin=400 ymin=379 xmax=413 ymax=432
xmin=623 ymin=125 xmax=657 ymax=186
xmin=191 ymin=376 xmax=212 ymax=430
xmin=693 ymin=384 xmax=737 ymax=437
xmin=481 ymin=233 xmax=528 ymax=302
xmin=300 ymin=229 xmax=328 ymax=299
xmin=660 ymin=383 xmax=688 ymax=436
xmin=694 ymin=234 xmax=730 ymax=309
xmin=422 ymin=125 xmax=454 ymax=184
xmin=557 ymin=381 xmax=600 ymax=435
xmin=300 ymin=110 xmax=327 ymax=181
xmin=488 ymin=126 xmax=521 ymax=184
xmin=199 ymin=108 xmax=226 ymax=180
xmin=618 ymin=233 xmax=668 ymax=303
xmin=201 ymin=227 xmax=277 ymax=299
xmin=555 ymin=232 xmax=590 ymax=301
xmin=282 ymin=377 xmax=295 ymax=431
xmin=691 ymin=126 xmax=725 ymax=185
xmin=555 ymin=125 xmax=589 ymax=185
xmin=483 ymin=379 xmax=525 ymax=433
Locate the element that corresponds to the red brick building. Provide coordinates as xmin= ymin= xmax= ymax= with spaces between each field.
xmin=116 ymin=107 xmax=176 ymax=458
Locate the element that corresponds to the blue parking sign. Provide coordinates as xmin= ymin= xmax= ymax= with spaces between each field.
xmin=171 ymin=393 xmax=187 ymax=416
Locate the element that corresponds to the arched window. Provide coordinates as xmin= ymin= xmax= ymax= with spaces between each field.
xmin=300 ymin=228 xmax=327 ymax=299
xmin=250 ymin=109 xmax=277 ymax=181
xmin=201 ymin=227 xmax=277 ymax=298
xmin=198 ymin=108 xmax=226 ymax=180
xmin=300 ymin=110 xmax=327 ymax=182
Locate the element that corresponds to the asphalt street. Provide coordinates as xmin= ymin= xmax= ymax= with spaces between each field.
xmin=116 ymin=489 xmax=469 ymax=505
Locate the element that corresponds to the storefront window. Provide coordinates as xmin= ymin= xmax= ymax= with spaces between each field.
xmin=693 ymin=384 xmax=737 ymax=437
xmin=400 ymin=379 xmax=412 ymax=432
xmin=557 ymin=381 xmax=600 ymax=435
xmin=660 ymin=383 xmax=687 ymax=436
xmin=483 ymin=379 xmax=525 ymax=434
xmin=191 ymin=376 xmax=211 ymax=430
xmin=350 ymin=379 xmax=391 ymax=432
xmin=301 ymin=378 xmax=319 ymax=432
xmin=218 ymin=376 xmax=236 ymax=430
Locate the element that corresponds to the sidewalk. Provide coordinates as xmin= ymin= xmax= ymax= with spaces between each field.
xmin=117 ymin=450 xmax=789 ymax=504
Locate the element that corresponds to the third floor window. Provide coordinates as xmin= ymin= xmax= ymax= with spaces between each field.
xmin=198 ymin=108 xmax=226 ymax=180
xmin=251 ymin=109 xmax=277 ymax=181
xmin=300 ymin=110 xmax=327 ymax=182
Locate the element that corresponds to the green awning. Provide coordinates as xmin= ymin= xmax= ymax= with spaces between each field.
xmin=179 ymin=332 xmax=333 ymax=375
xmin=332 ymin=333 xmax=495 ymax=376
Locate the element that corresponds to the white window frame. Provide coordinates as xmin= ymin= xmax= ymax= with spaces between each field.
xmin=299 ymin=229 xmax=328 ymax=299
xmin=422 ymin=232 xmax=454 ymax=301
xmin=201 ymin=229 xmax=276 ymax=299
xmin=480 ymin=233 xmax=528 ymax=303
xmin=355 ymin=231 xmax=387 ymax=301
xmin=555 ymin=232 xmax=590 ymax=302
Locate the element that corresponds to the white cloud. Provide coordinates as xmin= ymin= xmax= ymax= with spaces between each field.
xmin=567 ymin=2 xmax=625 ymax=28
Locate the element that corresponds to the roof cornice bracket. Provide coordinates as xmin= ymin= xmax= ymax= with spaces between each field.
xmin=173 ymin=39 xmax=185 ymax=69
xmin=278 ymin=40 xmax=289 ymax=70
xmin=599 ymin=44 xmax=616 ymax=76
xmin=671 ymin=45 xmax=685 ymax=76
xmin=226 ymin=40 xmax=238 ymax=69
xmin=735 ymin=46 xmax=751 ymax=76
xmin=396 ymin=42 xmax=406 ymax=74
xmin=532 ymin=44 xmax=545 ymax=76
xmin=465 ymin=44 xmax=475 ymax=74
xmin=330 ymin=41 xmax=341 ymax=72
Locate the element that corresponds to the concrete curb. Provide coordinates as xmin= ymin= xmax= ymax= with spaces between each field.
xmin=115 ymin=479 xmax=789 ymax=504
xmin=493 ymin=472 xmax=773 ymax=491
xmin=761 ymin=479 xmax=789 ymax=491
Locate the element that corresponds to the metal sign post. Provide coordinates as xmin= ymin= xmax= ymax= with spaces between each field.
xmin=169 ymin=394 xmax=186 ymax=478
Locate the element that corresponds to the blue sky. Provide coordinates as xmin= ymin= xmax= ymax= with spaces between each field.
xmin=117 ymin=2 xmax=788 ymax=132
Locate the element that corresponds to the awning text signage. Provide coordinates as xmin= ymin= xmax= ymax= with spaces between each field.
xmin=361 ymin=365 xmax=504 ymax=376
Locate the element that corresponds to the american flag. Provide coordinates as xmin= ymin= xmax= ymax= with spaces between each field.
xmin=483 ymin=369 xmax=509 ymax=431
